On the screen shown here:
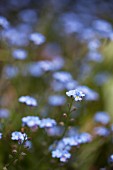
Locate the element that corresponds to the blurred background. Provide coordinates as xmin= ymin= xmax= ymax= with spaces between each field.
xmin=0 ymin=0 xmax=113 ymax=169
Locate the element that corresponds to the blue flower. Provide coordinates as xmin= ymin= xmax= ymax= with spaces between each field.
xmin=28 ymin=62 xmax=44 ymax=77
xmin=0 ymin=133 xmax=2 ymax=139
xmin=92 ymin=19 xmax=112 ymax=34
xmin=18 ymin=9 xmax=38 ymax=23
xmin=29 ymin=32 xmax=46 ymax=45
xmin=38 ymin=59 xmax=64 ymax=72
xmin=18 ymin=96 xmax=38 ymax=106
xmin=0 ymin=16 xmax=9 ymax=28
xmin=48 ymin=95 xmax=66 ymax=106
xmin=11 ymin=131 xmax=27 ymax=143
xmin=66 ymin=89 xmax=85 ymax=101
xmin=3 ymin=65 xmax=19 ymax=78
xmin=52 ymin=149 xmax=62 ymax=158
xmin=108 ymin=154 xmax=113 ymax=164
xmin=0 ymin=108 xmax=10 ymax=118
xmin=60 ymin=13 xmax=83 ymax=34
xmin=94 ymin=72 xmax=109 ymax=86
xmin=12 ymin=49 xmax=27 ymax=60
xmin=24 ymin=141 xmax=32 ymax=149
xmin=51 ymin=80 xmax=65 ymax=92
xmin=94 ymin=111 xmax=110 ymax=125
xmin=77 ymin=85 xmax=99 ymax=101
xmin=39 ymin=118 xmax=57 ymax=128
xmin=53 ymin=71 xmax=72 ymax=83
xmin=59 ymin=150 xmax=71 ymax=162
xmin=65 ymin=80 xmax=78 ymax=90
xmin=62 ymin=137 xmax=78 ymax=146
xmin=52 ymin=149 xmax=71 ymax=162
xmin=3 ymin=27 xmax=29 ymax=46
xmin=87 ymin=51 xmax=103 ymax=62
xmin=77 ymin=132 xmax=92 ymax=144
xmin=22 ymin=116 xmax=41 ymax=128
xmin=46 ymin=126 xmax=64 ymax=136
xmin=87 ymin=39 xmax=101 ymax=50
xmin=94 ymin=127 xmax=110 ymax=137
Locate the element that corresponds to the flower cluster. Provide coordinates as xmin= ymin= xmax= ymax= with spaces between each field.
xmin=50 ymin=132 xmax=92 ymax=162
xmin=11 ymin=131 xmax=27 ymax=144
xmin=18 ymin=96 xmax=38 ymax=107
xmin=22 ymin=116 xmax=57 ymax=129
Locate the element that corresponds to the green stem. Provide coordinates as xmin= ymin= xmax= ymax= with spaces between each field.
xmin=61 ymin=98 xmax=74 ymax=138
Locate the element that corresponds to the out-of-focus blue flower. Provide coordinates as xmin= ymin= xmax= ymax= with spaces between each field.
xmin=39 ymin=58 xmax=64 ymax=72
xmin=77 ymin=132 xmax=92 ymax=144
xmin=92 ymin=19 xmax=112 ymax=35
xmin=38 ymin=61 xmax=53 ymax=72
xmin=87 ymin=39 xmax=101 ymax=51
xmin=12 ymin=49 xmax=27 ymax=60
xmin=52 ymin=149 xmax=71 ymax=162
xmin=53 ymin=71 xmax=72 ymax=83
xmin=0 ymin=133 xmax=2 ymax=139
xmin=51 ymin=79 xmax=78 ymax=92
xmin=39 ymin=118 xmax=57 ymax=128
xmin=27 ymin=62 xmax=44 ymax=77
xmin=22 ymin=116 xmax=41 ymax=128
xmin=52 ymin=71 xmax=78 ymax=92
xmin=63 ymin=137 xmax=78 ymax=146
xmin=18 ymin=9 xmax=38 ymax=23
xmin=9 ymin=0 xmax=30 ymax=9
xmin=16 ymin=23 xmax=32 ymax=34
xmin=48 ymin=95 xmax=66 ymax=106
xmin=18 ymin=96 xmax=38 ymax=106
xmin=51 ymin=56 xmax=65 ymax=70
xmin=46 ymin=126 xmax=64 ymax=136
xmin=66 ymin=89 xmax=85 ymax=101
xmin=60 ymin=12 xmax=83 ymax=34
xmin=87 ymin=51 xmax=103 ymax=62
xmin=67 ymin=127 xmax=78 ymax=137
xmin=54 ymin=140 xmax=71 ymax=151
xmin=94 ymin=72 xmax=109 ymax=86
xmin=52 ymin=149 xmax=62 ymax=158
xmin=0 ymin=109 xmax=10 ymax=118
xmin=80 ymin=28 xmax=96 ymax=41
xmin=51 ymin=80 xmax=65 ymax=92
xmin=27 ymin=57 xmax=64 ymax=77
xmin=11 ymin=131 xmax=27 ymax=143
xmin=0 ymin=16 xmax=10 ymax=29
xmin=24 ymin=140 xmax=32 ymax=149
xmin=65 ymin=80 xmax=78 ymax=90
xmin=29 ymin=32 xmax=46 ymax=45
xmin=50 ymin=130 xmax=92 ymax=162
xmin=108 ymin=154 xmax=113 ymax=164
xmin=3 ymin=65 xmax=19 ymax=78
xmin=77 ymin=85 xmax=99 ymax=101
xmin=94 ymin=127 xmax=110 ymax=137
xmin=94 ymin=112 xmax=110 ymax=125
xmin=2 ymin=27 xmax=29 ymax=46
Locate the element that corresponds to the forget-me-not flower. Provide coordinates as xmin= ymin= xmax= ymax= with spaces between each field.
xmin=0 ymin=133 xmax=2 ymax=139
xmin=94 ymin=127 xmax=110 ymax=137
xmin=12 ymin=49 xmax=27 ymax=60
xmin=11 ymin=131 xmax=27 ymax=143
xmin=39 ymin=118 xmax=57 ymax=128
xmin=29 ymin=32 xmax=46 ymax=45
xmin=94 ymin=112 xmax=110 ymax=125
xmin=22 ymin=116 xmax=41 ymax=128
xmin=48 ymin=95 xmax=66 ymax=106
xmin=0 ymin=109 xmax=10 ymax=118
xmin=66 ymin=89 xmax=85 ymax=101
xmin=18 ymin=96 xmax=38 ymax=106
